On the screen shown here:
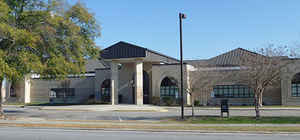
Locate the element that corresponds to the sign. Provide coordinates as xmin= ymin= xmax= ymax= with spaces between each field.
xmin=211 ymin=91 xmax=215 ymax=98
xmin=220 ymin=99 xmax=229 ymax=117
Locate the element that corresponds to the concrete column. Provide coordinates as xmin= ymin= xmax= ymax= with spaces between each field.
xmin=24 ymin=75 xmax=31 ymax=103
xmin=185 ymin=67 xmax=191 ymax=106
xmin=110 ymin=62 xmax=119 ymax=105
xmin=135 ymin=61 xmax=143 ymax=105
xmin=1 ymin=79 xmax=6 ymax=102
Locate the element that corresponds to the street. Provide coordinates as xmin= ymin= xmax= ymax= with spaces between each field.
xmin=0 ymin=127 xmax=299 ymax=140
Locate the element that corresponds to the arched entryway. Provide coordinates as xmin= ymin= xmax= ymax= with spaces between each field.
xmin=160 ymin=77 xmax=179 ymax=104
xmin=101 ymin=79 xmax=111 ymax=102
xmin=131 ymin=71 xmax=150 ymax=104
xmin=292 ymin=73 xmax=300 ymax=97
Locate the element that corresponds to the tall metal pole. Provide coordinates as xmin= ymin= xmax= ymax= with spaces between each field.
xmin=179 ymin=13 xmax=186 ymax=120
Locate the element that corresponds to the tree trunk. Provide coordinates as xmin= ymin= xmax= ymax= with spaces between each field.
xmin=258 ymin=92 xmax=263 ymax=107
xmin=254 ymin=93 xmax=260 ymax=119
xmin=0 ymin=79 xmax=4 ymax=118
xmin=191 ymin=94 xmax=194 ymax=118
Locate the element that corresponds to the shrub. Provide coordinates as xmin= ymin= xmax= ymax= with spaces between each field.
xmin=152 ymin=96 xmax=160 ymax=105
xmin=194 ymin=100 xmax=200 ymax=106
xmin=86 ymin=94 xmax=96 ymax=104
xmin=94 ymin=100 xmax=110 ymax=104
xmin=162 ymin=96 xmax=175 ymax=106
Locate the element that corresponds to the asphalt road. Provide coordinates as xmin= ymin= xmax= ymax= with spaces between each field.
xmin=0 ymin=127 xmax=299 ymax=140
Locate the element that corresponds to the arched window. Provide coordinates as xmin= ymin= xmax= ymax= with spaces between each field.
xmin=160 ymin=77 xmax=179 ymax=98
xmin=292 ymin=73 xmax=300 ymax=97
xmin=101 ymin=79 xmax=111 ymax=102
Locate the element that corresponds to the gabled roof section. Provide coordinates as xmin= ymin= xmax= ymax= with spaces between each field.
xmin=145 ymin=48 xmax=179 ymax=62
xmin=101 ymin=41 xmax=147 ymax=59
xmin=208 ymin=48 xmax=266 ymax=66
xmin=185 ymin=48 xmax=267 ymax=67
xmin=101 ymin=41 xmax=179 ymax=62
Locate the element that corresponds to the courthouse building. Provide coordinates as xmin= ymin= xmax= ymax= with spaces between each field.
xmin=2 ymin=41 xmax=300 ymax=106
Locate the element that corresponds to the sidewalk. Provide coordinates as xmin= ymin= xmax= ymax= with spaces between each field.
xmin=22 ymin=105 xmax=300 ymax=112
xmin=23 ymin=104 xmax=169 ymax=112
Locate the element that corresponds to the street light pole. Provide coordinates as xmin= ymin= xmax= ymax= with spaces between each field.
xmin=179 ymin=13 xmax=186 ymax=120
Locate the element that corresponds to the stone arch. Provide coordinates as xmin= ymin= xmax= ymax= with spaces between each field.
xmin=280 ymin=61 xmax=300 ymax=105
xmin=153 ymin=69 xmax=181 ymax=98
xmin=283 ymin=61 xmax=300 ymax=80
xmin=100 ymin=79 xmax=111 ymax=102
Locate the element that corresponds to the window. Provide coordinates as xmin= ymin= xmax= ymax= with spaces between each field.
xmin=213 ymin=85 xmax=253 ymax=98
xmin=292 ymin=84 xmax=300 ymax=97
xmin=292 ymin=73 xmax=300 ymax=97
xmin=160 ymin=77 xmax=179 ymax=98
xmin=50 ymin=88 xmax=75 ymax=98
xmin=49 ymin=90 xmax=56 ymax=98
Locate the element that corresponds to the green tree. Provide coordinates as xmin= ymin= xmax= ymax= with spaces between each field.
xmin=0 ymin=0 xmax=100 ymax=117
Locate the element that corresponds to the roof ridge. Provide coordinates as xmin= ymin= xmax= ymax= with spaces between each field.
xmin=209 ymin=47 xmax=266 ymax=61
xmin=209 ymin=48 xmax=240 ymax=60
xmin=236 ymin=47 xmax=264 ymax=56
xmin=120 ymin=41 xmax=179 ymax=61
xmin=102 ymin=41 xmax=146 ymax=51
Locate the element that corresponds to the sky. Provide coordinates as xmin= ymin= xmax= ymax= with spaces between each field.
xmin=72 ymin=0 xmax=300 ymax=60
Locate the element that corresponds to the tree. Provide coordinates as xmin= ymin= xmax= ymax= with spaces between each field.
xmin=185 ymin=64 xmax=230 ymax=118
xmin=0 ymin=0 xmax=100 ymax=117
xmin=235 ymin=45 xmax=293 ymax=119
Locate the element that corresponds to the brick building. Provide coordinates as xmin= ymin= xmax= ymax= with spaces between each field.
xmin=2 ymin=41 xmax=300 ymax=106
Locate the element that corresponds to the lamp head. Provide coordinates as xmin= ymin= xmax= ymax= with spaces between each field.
xmin=179 ymin=13 xmax=187 ymax=19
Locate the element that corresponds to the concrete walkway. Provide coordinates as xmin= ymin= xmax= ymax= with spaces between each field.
xmin=21 ymin=105 xmax=300 ymax=112
xmin=32 ymin=104 xmax=169 ymax=112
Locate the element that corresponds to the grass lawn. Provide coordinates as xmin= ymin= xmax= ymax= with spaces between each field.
xmin=166 ymin=116 xmax=300 ymax=124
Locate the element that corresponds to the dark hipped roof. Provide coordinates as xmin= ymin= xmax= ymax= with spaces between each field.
xmin=185 ymin=48 xmax=265 ymax=67
xmin=101 ymin=41 xmax=179 ymax=62
xmin=208 ymin=48 xmax=260 ymax=66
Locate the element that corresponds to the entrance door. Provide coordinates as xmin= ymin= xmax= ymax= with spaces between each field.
xmin=143 ymin=71 xmax=150 ymax=104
